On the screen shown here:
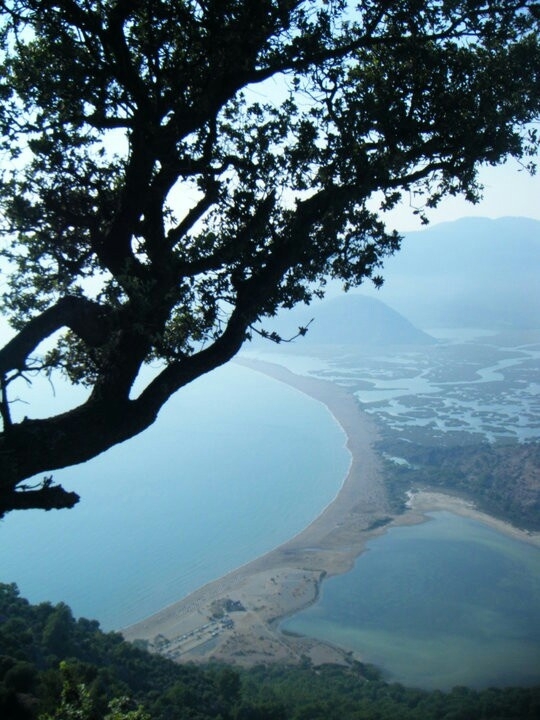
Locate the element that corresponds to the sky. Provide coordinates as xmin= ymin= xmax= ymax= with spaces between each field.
xmin=373 ymin=157 xmax=540 ymax=233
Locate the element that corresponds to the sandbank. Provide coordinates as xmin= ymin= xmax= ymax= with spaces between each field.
xmin=408 ymin=490 xmax=540 ymax=548
xmin=123 ymin=358 xmax=394 ymax=666
xmin=122 ymin=358 xmax=540 ymax=667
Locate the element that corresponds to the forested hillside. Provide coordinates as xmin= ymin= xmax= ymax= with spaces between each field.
xmin=382 ymin=440 xmax=540 ymax=529
xmin=1 ymin=584 xmax=539 ymax=720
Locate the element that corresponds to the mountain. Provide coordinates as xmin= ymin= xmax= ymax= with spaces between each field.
xmin=360 ymin=216 xmax=540 ymax=330
xmin=257 ymin=294 xmax=436 ymax=346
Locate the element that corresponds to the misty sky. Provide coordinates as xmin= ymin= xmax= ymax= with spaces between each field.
xmin=373 ymin=157 xmax=540 ymax=232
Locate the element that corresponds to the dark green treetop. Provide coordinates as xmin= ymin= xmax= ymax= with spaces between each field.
xmin=0 ymin=1 xmax=538 ymax=514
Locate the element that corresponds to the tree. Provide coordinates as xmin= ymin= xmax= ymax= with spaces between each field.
xmin=39 ymin=661 xmax=152 ymax=720
xmin=0 ymin=1 xmax=538 ymax=515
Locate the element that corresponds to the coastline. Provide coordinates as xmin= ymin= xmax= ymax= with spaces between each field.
xmin=122 ymin=358 xmax=540 ymax=666
xmin=408 ymin=489 xmax=540 ymax=548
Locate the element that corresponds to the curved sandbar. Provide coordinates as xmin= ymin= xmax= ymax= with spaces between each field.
xmin=409 ymin=490 xmax=540 ymax=548
xmin=123 ymin=358 xmax=394 ymax=666
xmin=123 ymin=358 xmax=540 ymax=666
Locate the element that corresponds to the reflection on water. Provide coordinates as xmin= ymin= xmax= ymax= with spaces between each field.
xmin=281 ymin=512 xmax=540 ymax=690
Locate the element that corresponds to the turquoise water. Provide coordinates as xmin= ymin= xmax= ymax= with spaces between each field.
xmin=0 ymin=363 xmax=349 ymax=629
xmin=282 ymin=511 xmax=540 ymax=689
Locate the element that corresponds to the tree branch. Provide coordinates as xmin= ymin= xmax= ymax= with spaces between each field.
xmin=167 ymin=184 xmax=220 ymax=249
xmin=0 ymin=296 xmax=113 ymax=375
xmin=0 ymin=374 xmax=12 ymax=429
xmin=249 ymin=2 xmax=524 ymax=85
xmin=0 ymin=481 xmax=79 ymax=517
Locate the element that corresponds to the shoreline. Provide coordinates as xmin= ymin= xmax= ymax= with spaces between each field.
xmin=122 ymin=358 xmax=540 ymax=666
xmin=408 ymin=489 xmax=540 ymax=548
xmin=122 ymin=358 xmax=394 ymax=665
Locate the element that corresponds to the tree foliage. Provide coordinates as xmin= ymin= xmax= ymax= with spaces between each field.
xmin=0 ymin=1 xmax=538 ymax=514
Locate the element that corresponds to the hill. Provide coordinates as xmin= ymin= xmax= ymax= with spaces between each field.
xmin=360 ymin=216 xmax=540 ymax=330
xmin=256 ymin=294 xmax=436 ymax=347
xmin=2 ymin=582 xmax=539 ymax=720
xmin=382 ymin=439 xmax=540 ymax=530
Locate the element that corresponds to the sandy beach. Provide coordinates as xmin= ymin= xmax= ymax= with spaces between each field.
xmin=408 ymin=489 xmax=540 ymax=548
xmin=122 ymin=358 xmax=540 ymax=666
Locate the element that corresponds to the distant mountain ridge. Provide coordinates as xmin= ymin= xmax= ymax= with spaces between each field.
xmin=255 ymin=294 xmax=436 ymax=347
xmin=361 ymin=216 xmax=540 ymax=330
xmin=252 ymin=216 xmax=539 ymax=345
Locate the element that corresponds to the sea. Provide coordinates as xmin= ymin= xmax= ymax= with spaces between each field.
xmin=0 ymin=362 xmax=349 ymax=629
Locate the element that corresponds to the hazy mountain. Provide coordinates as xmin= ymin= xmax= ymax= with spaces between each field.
xmin=257 ymin=294 xmax=436 ymax=346
xmin=360 ymin=216 xmax=540 ymax=330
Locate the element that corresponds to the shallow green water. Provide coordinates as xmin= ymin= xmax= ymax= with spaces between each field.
xmin=282 ymin=511 xmax=540 ymax=690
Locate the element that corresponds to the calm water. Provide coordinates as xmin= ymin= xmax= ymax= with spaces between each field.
xmin=282 ymin=511 xmax=540 ymax=690
xmin=0 ymin=363 xmax=349 ymax=629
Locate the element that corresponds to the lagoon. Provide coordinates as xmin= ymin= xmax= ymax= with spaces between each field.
xmin=281 ymin=511 xmax=540 ymax=690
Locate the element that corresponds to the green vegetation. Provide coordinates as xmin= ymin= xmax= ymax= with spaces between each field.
xmin=1 ymin=583 xmax=539 ymax=720
xmin=240 ymin=665 xmax=540 ymax=720
xmin=0 ymin=582 xmax=246 ymax=720
xmin=382 ymin=439 xmax=540 ymax=530
xmin=1 ymin=1 xmax=539 ymax=515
